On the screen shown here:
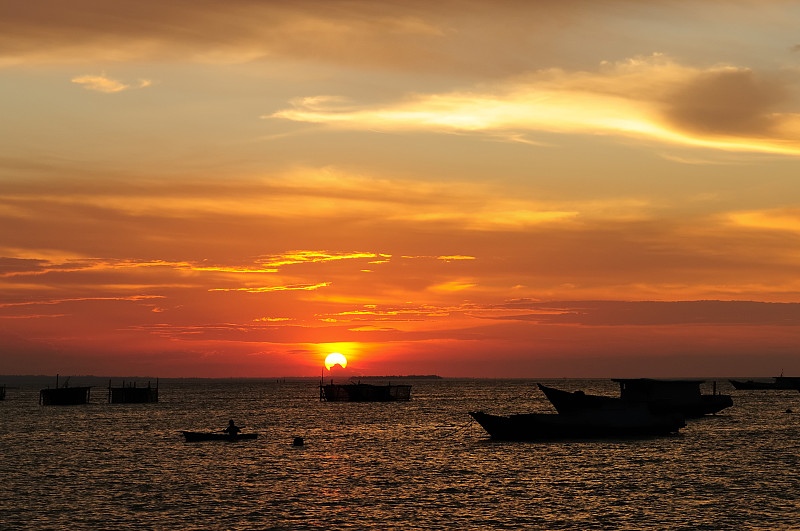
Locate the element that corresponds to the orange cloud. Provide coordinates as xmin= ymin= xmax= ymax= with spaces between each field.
xmin=256 ymin=251 xmax=379 ymax=267
xmin=0 ymin=0 xmax=622 ymax=69
xmin=71 ymin=73 xmax=151 ymax=93
xmin=428 ymin=280 xmax=478 ymax=293
xmin=4 ymin=169 xmax=800 ymax=306
xmin=728 ymin=208 xmax=800 ymax=232
xmin=209 ymin=282 xmax=331 ymax=293
xmin=0 ymin=168 xmax=616 ymax=235
xmin=0 ymin=296 xmax=164 ymax=314
xmin=271 ymin=55 xmax=800 ymax=156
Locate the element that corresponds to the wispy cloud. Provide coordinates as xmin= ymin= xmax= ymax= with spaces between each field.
xmin=728 ymin=208 xmax=800 ymax=232
xmin=428 ymin=280 xmax=477 ymax=293
xmin=256 ymin=251 xmax=379 ymax=267
xmin=0 ymin=295 xmax=163 ymax=309
xmin=71 ymin=73 xmax=151 ymax=93
xmin=0 ymin=1 xmax=604 ymax=69
xmin=209 ymin=282 xmax=331 ymax=293
xmin=480 ymin=300 xmax=800 ymax=327
xmin=0 ymin=169 xmax=626 ymax=227
xmin=271 ymin=55 xmax=800 ymax=156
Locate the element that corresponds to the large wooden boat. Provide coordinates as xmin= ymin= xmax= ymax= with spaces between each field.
xmin=320 ymin=381 xmax=411 ymax=402
xmin=539 ymin=380 xmax=732 ymax=418
xmin=181 ymin=431 xmax=258 ymax=442
xmin=612 ymin=378 xmax=732 ymax=417
xmin=469 ymin=409 xmax=685 ymax=440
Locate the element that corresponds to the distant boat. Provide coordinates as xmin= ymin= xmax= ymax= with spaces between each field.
xmin=320 ymin=381 xmax=411 ymax=402
xmin=729 ymin=377 xmax=800 ymax=391
xmin=0 ymin=385 xmax=5 ymax=400
xmin=469 ymin=409 xmax=685 ymax=440
xmin=612 ymin=378 xmax=732 ymax=417
xmin=39 ymin=375 xmax=91 ymax=406
xmin=181 ymin=431 xmax=258 ymax=442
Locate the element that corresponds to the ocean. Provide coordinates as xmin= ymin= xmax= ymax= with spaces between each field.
xmin=1 ymin=377 xmax=798 ymax=530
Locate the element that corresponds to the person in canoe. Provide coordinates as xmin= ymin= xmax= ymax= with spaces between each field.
xmin=223 ymin=419 xmax=244 ymax=437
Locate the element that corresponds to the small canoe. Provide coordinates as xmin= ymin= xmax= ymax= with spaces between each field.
xmin=181 ymin=431 xmax=258 ymax=442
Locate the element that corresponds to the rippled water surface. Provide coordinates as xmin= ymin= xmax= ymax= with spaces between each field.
xmin=1 ymin=378 xmax=799 ymax=529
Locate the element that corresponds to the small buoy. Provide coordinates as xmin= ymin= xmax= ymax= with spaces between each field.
xmin=292 ymin=436 xmax=304 ymax=446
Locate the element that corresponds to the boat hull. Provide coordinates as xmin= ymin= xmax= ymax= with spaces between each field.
xmin=469 ymin=410 xmax=684 ymax=440
xmin=181 ymin=431 xmax=258 ymax=442
xmin=658 ymin=395 xmax=734 ymax=417
xmin=538 ymin=384 xmax=634 ymax=414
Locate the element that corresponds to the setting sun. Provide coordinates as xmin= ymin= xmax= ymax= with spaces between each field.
xmin=324 ymin=352 xmax=348 ymax=370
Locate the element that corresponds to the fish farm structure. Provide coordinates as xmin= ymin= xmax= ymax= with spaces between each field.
xmin=39 ymin=375 xmax=91 ymax=406
xmin=108 ymin=379 xmax=159 ymax=403
xmin=320 ymin=380 xmax=412 ymax=402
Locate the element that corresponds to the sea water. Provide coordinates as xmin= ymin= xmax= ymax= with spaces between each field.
xmin=1 ymin=378 xmax=798 ymax=530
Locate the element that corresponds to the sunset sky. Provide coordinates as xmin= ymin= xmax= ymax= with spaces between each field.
xmin=4 ymin=1 xmax=800 ymax=378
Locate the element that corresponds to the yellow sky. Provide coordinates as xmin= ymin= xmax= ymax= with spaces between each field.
xmin=3 ymin=1 xmax=800 ymax=377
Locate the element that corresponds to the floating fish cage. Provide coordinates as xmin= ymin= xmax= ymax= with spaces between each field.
xmin=39 ymin=376 xmax=91 ymax=406
xmin=108 ymin=380 xmax=159 ymax=403
xmin=320 ymin=381 xmax=412 ymax=402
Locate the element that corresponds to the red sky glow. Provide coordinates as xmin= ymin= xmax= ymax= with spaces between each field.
xmin=3 ymin=1 xmax=800 ymax=377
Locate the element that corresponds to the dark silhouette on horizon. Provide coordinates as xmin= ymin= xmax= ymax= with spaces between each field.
xmin=108 ymin=379 xmax=159 ymax=403
xmin=39 ymin=374 xmax=91 ymax=406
